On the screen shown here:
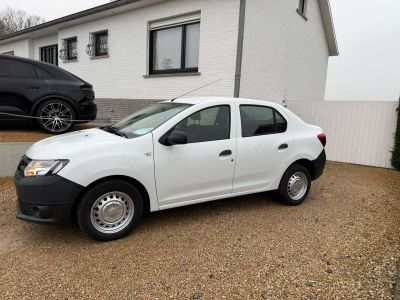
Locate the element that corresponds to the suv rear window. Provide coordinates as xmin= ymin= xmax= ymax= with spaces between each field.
xmin=35 ymin=67 xmax=53 ymax=79
xmin=240 ymin=105 xmax=287 ymax=137
xmin=0 ymin=59 xmax=38 ymax=79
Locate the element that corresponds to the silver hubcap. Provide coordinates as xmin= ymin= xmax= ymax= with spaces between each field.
xmin=90 ymin=192 xmax=134 ymax=234
xmin=287 ymin=172 xmax=308 ymax=201
xmin=40 ymin=103 xmax=72 ymax=133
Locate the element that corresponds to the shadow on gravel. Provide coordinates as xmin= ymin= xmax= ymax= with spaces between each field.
xmin=21 ymin=191 xmax=282 ymax=245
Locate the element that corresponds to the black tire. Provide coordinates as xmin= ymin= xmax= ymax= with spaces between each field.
xmin=77 ymin=180 xmax=144 ymax=242
xmin=36 ymin=100 xmax=76 ymax=134
xmin=278 ymin=164 xmax=311 ymax=206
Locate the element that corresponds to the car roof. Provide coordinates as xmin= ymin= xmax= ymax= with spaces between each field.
xmin=166 ymin=96 xmax=284 ymax=108
xmin=0 ymin=54 xmax=53 ymax=69
xmin=0 ymin=54 xmax=86 ymax=83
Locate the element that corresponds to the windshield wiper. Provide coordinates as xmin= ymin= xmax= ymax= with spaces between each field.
xmin=102 ymin=125 xmax=128 ymax=138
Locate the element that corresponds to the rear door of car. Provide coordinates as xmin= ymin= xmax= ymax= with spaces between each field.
xmin=0 ymin=58 xmax=47 ymax=120
xmin=233 ymin=102 xmax=292 ymax=193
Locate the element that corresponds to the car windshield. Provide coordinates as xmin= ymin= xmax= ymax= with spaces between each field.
xmin=108 ymin=102 xmax=191 ymax=138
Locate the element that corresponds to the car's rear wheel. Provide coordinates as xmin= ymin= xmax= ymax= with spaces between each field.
xmin=36 ymin=100 xmax=75 ymax=134
xmin=279 ymin=164 xmax=311 ymax=205
xmin=77 ymin=180 xmax=143 ymax=241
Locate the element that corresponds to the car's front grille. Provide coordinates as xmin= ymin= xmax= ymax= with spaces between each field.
xmin=17 ymin=155 xmax=32 ymax=172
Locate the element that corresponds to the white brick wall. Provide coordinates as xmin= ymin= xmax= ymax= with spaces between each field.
xmin=240 ymin=0 xmax=330 ymax=102
xmin=58 ymin=0 xmax=240 ymax=99
xmin=0 ymin=38 xmax=31 ymax=58
xmin=0 ymin=0 xmax=332 ymax=104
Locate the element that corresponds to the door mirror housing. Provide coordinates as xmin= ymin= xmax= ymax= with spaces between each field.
xmin=159 ymin=130 xmax=187 ymax=146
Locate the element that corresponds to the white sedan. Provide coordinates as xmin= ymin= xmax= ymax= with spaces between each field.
xmin=15 ymin=97 xmax=326 ymax=241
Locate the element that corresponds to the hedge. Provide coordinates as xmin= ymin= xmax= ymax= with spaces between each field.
xmin=391 ymin=98 xmax=400 ymax=170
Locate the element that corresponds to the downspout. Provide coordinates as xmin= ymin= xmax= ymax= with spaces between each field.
xmin=234 ymin=0 xmax=246 ymax=98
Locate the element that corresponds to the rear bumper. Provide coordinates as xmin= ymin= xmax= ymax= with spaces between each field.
xmin=312 ymin=149 xmax=326 ymax=180
xmin=78 ymin=102 xmax=97 ymax=122
xmin=14 ymin=171 xmax=84 ymax=224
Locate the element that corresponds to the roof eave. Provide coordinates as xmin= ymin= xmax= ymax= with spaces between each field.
xmin=0 ymin=0 xmax=145 ymax=42
xmin=318 ymin=0 xmax=339 ymax=56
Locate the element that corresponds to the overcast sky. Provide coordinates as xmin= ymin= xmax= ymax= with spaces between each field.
xmin=1 ymin=0 xmax=399 ymax=101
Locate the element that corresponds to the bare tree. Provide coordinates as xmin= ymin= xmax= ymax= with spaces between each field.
xmin=0 ymin=7 xmax=45 ymax=36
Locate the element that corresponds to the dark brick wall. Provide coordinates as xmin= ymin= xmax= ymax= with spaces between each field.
xmin=95 ymin=98 xmax=161 ymax=123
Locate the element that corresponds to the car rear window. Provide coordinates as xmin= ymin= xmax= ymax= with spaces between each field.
xmin=35 ymin=67 xmax=53 ymax=79
xmin=0 ymin=58 xmax=38 ymax=79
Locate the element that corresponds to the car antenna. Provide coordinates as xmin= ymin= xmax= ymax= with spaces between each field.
xmin=170 ymin=79 xmax=221 ymax=102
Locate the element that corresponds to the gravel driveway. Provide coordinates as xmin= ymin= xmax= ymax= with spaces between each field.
xmin=0 ymin=162 xmax=399 ymax=299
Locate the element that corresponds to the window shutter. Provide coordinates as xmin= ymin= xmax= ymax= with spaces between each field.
xmin=150 ymin=12 xmax=200 ymax=30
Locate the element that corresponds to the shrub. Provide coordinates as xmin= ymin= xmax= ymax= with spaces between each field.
xmin=391 ymin=98 xmax=400 ymax=170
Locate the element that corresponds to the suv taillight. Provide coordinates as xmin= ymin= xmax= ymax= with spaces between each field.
xmin=317 ymin=133 xmax=326 ymax=147
xmin=80 ymin=84 xmax=93 ymax=92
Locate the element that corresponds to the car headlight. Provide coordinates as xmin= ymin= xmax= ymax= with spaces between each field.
xmin=24 ymin=160 xmax=69 ymax=177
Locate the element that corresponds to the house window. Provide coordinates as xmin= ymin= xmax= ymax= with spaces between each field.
xmin=95 ymin=31 xmax=108 ymax=56
xmin=67 ymin=37 xmax=78 ymax=60
xmin=40 ymin=45 xmax=58 ymax=66
xmin=87 ymin=30 xmax=109 ymax=57
xmin=149 ymin=22 xmax=200 ymax=74
xmin=60 ymin=37 xmax=77 ymax=61
xmin=297 ymin=0 xmax=308 ymax=19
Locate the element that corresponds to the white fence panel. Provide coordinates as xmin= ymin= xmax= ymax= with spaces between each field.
xmin=286 ymin=100 xmax=398 ymax=168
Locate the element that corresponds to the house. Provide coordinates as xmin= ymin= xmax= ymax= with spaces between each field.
xmin=0 ymin=0 xmax=338 ymax=122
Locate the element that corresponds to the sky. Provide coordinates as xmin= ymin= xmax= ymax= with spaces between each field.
xmin=0 ymin=0 xmax=399 ymax=101
xmin=326 ymin=0 xmax=400 ymax=101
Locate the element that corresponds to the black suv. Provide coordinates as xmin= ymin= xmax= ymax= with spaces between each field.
xmin=0 ymin=55 xmax=97 ymax=133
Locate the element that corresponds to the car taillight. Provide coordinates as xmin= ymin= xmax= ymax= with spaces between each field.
xmin=80 ymin=84 xmax=93 ymax=92
xmin=317 ymin=133 xmax=326 ymax=147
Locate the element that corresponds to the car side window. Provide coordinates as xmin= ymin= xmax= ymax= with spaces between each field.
xmin=240 ymin=105 xmax=287 ymax=137
xmin=172 ymin=105 xmax=231 ymax=143
xmin=0 ymin=59 xmax=38 ymax=79
xmin=275 ymin=110 xmax=288 ymax=133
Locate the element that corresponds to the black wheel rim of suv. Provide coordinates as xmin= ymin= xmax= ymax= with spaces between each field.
xmin=40 ymin=103 xmax=73 ymax=133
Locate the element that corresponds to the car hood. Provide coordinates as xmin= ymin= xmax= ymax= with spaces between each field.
xmin=26 ymin=128 xmax=125 ymax=160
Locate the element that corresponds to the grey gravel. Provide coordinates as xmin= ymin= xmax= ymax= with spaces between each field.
xmin=0 ymin=162 xmax=399 ymax=299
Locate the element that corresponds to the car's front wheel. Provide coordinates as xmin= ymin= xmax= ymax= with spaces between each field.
xmin=36 ymin=100 xmax=76 ymax=134
xmin=279 ymin=164 xmax=311 ymax=205
xmin=77 ymin=180 xmax=144 ymax=241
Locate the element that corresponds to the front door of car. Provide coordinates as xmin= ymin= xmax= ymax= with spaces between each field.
xmin=153 ymin=104 xmax=236 ymax=207
xmin=233 ymin=104 xmax=292 ymax=193
xmin=0 ymin=58 xmax=47 ymax=119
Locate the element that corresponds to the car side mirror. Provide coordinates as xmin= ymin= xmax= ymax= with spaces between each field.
xmin=159 ymin=130 xmax=187 ymax=146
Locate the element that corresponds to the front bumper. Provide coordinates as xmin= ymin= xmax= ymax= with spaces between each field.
xmin=14 ymin=171 xmax=84 ymax=224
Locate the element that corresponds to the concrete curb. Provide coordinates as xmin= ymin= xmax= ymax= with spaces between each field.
xmin=0 ymin=142 xmax=33 ymax=177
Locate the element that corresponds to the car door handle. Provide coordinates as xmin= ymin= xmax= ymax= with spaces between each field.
xmin=278 ymin=143 xmax=288 ymax=150
xmin=219 ymin=150 xmax=232 ymax=157
xmin=26 ymin=86 xmax=40 ymax=90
